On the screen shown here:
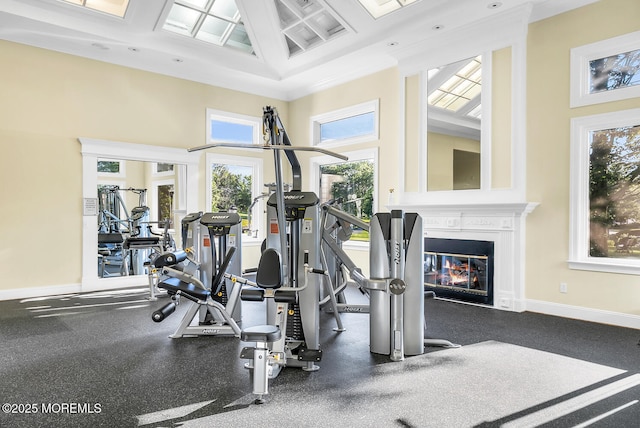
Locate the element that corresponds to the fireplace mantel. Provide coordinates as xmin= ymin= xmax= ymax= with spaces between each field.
xmin=389 ymin=199 xmax=539 ymax=312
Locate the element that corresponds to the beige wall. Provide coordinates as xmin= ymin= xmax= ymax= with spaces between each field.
xmin=491 ymin=47 xmax=512 ymax=189
xmin=426 ymin=132 xmax=480 ymax=191
xmin=526 ymin=0 xmax=640 ymax=315
xmin=1 ymin=0 xmax=639 ymax=321
xmin=0 ymin=40 xmax=281 ymax=292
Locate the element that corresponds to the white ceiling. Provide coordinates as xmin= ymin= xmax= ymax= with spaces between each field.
xmin=0 ymin=0 xmax=598 ymax=101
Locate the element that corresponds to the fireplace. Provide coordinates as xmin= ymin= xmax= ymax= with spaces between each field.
xmin=389 ymin=200 xmax=537 ymax=311
xmin=424 ymin=238 xmax=494 ymax=305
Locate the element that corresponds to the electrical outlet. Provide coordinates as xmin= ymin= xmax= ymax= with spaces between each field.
xmin=560 ymin=282 xmax=568 ymax=293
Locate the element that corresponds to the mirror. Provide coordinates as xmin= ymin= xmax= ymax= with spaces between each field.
xmin=420 ymin=46 xmax=513 ymax=193
xmin=426 ymin=55 xmax=483 ymax=191
xmin=80 ymin=138 xmax=200 ymax=291
xmin=97 ymin=159 xmax=185 ymax=278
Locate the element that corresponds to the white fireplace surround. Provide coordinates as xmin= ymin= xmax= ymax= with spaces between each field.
xmin=391 ymin=199 xmax=538 ymax=312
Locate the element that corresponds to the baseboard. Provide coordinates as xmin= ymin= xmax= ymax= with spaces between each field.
xmin=526 ymin=299 xmax=640 ymax=329
xmin=0 ymin=283 xmax=83 ymax=302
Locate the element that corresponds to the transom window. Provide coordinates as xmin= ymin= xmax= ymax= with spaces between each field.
xmin=589 ymin=48 xmax=640 ymax=94
xmin=208 ymin=109 xmax=260 ymax=144
xmin=163 ymin=0 xmax=253 ymax=54
xmin=311 ymin=100 xmax=379 ymax=147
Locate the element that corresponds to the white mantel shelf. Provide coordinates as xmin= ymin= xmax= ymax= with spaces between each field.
xmin=389 ymin=199 xmax=539 ymax=313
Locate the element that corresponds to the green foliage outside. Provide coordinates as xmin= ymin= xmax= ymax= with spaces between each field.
xmin=321 ymin=160 xmax=374 ymax=241
xmin=590 ymin=125 xmax=640 ymax=258
xmin=210 ymin=164 xmax=252 ymax=214
xmin=589 ymin=54 xmax=640 ymax=259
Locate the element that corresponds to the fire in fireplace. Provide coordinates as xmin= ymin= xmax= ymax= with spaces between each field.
xmin=424 ymin=238 xmax=494 ymax=305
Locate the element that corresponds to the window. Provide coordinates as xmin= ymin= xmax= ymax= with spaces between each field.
xmin=206 ymin=154 xmax=263 ymax=240
xmin=569 ymin=108 xmax=640 ymax=274
xmin=311 ymin=100 xmax=379 ymax=147
xmin=204 ymin=110 xmax=263 ymax=241
xmin=311 ymin=149 xmax=378 ymax=243
xmin=571 ymin=30 xmax=640 ymax=107
xmin=207 ymin=109 xmax=260 ymax=145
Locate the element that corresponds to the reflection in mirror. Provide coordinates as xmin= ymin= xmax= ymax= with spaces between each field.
xmin=96 ymin=158 xmax=182 ymax=278
xmin=427 ymin=55 xmax=482 ymax=191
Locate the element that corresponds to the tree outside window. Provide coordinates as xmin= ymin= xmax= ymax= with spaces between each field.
xmin=590 ymin=48 xmax=640 ymax=94
xmin=320 ymin=160 xmax=374 ymax=241
xmin=589 ymin=124 xmax=640 ymax=259
xmin=211 ymin=163 xmax=252 ymax=217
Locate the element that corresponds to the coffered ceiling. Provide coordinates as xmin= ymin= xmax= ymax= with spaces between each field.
xmin=0 ymin=0 xmax=598 ymax=100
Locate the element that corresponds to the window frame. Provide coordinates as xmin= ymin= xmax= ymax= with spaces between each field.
xmin=310 ymin=100 xmax=379 ymax=148
xmin=570 ymin=30 xmax=640 ymax=108
xmin=569 ymin=107 xmax=640 ymax=274
xmin=206 ymin=108 xmax=261 ymax=145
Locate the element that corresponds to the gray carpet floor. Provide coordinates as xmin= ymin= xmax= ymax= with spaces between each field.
xmin=0 ymin=287 xmax=638 ymax=427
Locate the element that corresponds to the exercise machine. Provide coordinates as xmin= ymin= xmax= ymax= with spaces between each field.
xmin=151 ymin=248 xmax=241 ymax=338
xmin=150 ymin=211 xmax=243 ymax=338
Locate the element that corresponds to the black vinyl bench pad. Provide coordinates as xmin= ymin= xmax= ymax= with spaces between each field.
xmin=157 ymin=277 xmax=210 ymax=301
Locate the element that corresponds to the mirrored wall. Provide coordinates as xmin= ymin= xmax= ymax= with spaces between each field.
xmin=96 ymin=158 xmax=185 ymax=278
xmin=402 ymin=45 xmax=516 ymax=196
xmin=80 ymin=138 xmax=200 ymax=291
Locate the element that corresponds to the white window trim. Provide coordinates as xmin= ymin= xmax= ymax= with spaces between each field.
xmin=206 ymin=152 xmax=264 ymax=244
xmin=570 ymin=30 xmax=640 ymax=108
xmin=206 ymin=108 xmax=261 ymax=145
xmin=569 ymin=108 xmax=640 ymax=274
xmin=310 ymin=148 xmax=378 ymax=249
xmin=310 ymin=99 xmax=379 ymax=148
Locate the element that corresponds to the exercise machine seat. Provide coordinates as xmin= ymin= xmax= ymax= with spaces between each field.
xmin=255 ymin=248 xmax=283 ymax=289
xmin=241 ymin=325 xmax=281 ymax=343
xmin=157 ymin=277 xmax=210 ymax=301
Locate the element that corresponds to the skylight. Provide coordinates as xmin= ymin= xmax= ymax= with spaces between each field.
xmin=163 ymin=0 xmax=253 ymax=54
xmin=357 ymin=0 xmax=420 ymax=19
xmin=275 ymin=0 xmax=348 ymax=57
xmin=60 ymin=0 xmax=129 ymax=17
xmin=428 ymin=55 xmax=482 ymax=118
